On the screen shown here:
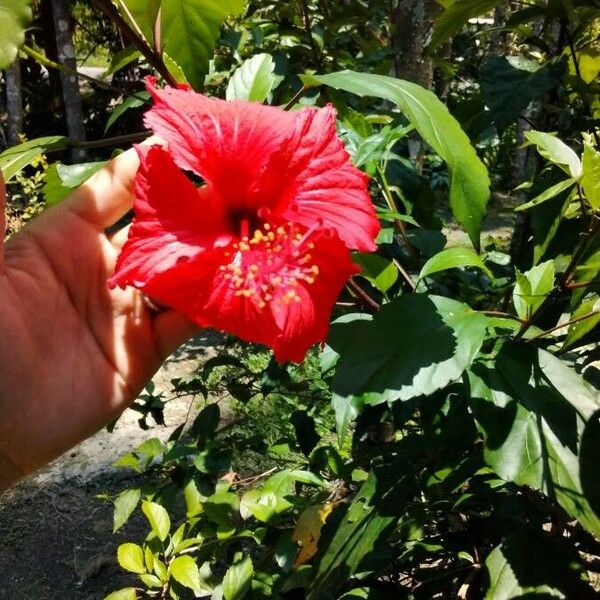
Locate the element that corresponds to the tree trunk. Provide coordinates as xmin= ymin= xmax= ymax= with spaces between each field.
xmin=50 ymin=0 xmax=87 ymax=161
xmin=391 ymin=0 xmax=441 ymax=89
xmin=5 ymin=60 xmax=23 ymax=147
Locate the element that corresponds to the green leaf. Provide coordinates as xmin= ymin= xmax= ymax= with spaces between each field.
xmin=44 ymin=161 xmax=107 ymax=206
xmin=117 ymin=543 xmax=146 ymax=574
xmin=113 ymin=488 xmax=141 ymax=533
xmin=162 ymin=52 xmax=188 ymax=84
xmin=353 ymin=253 xmax=399 ymax=293
xmin=308 ymin=452 xmax=419 ymax=599
xmin=332 ymin=393 xmax=364 ymax=446
xmin=104 ymin=589 xmax=137 ymax=600
xmin=429 ymin=0 xmax=501 ymax=50
xmin=102 ymin=46 xmax=141 ymax=79
xmin=513 ymin=260 xmax=555 ymax=320
xmin=170 ymin=555 xmax=211 ymax=596
xmin=484 ymin=528 xmax=593 ymax=599
xmin=524 ymin=130 xmax=582 ymax=179
xmin=481 ymin=57 xmax=567 ymax=131
xmin=139 ymin=574 xmax=162 ymax=588
xmin=0 ymin=136 xmax=69 ymax=182
xmin=514 ymin=178 xmax=576 ymax=212
xmin=303 ymin=71 xmax=490 ymax=249
xmin=328 ymin=295 xmax=488 ymax=404
xmin=0 ymin=0 xmax=32 ymax=69
xmin=469 ymin=343 xmax=600 ymax=537
xmin=418 ymin=246 xmax=492 ymax=280
xmin=141 ymin=501 xmax=171 ymax=542
xmin=117 ymin=0 xmax=161 ymax=45
xmin=226 ymin=53 xmax=277 ymax=102
xmin=105 ymin=92 xmax=150 ymax=134
xmin=582 ymin=140 xmax=600 ymax=210
xmin=222 ymin=555 xmax=253 ymax=600
xmin=564 ymin=297 xmax=600 ymax=350
xmin=160 ymin=0 xmax=247 ymax=90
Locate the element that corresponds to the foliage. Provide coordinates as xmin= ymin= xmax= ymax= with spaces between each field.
xmin=2 ymin=0 xmax=600 ymax=598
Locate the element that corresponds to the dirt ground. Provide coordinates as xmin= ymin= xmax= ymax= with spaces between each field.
xmin=0 ymin=332 xmax=219 ymax=600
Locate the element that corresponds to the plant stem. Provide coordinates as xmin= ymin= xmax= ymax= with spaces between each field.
xmin=283 ymin=85 xmax=309 ymax=110
xmin=347 ymin=277 xmax=381 ymax=312
xmin=526 ymin=310 xmax=600 ymax=342
xmin=92 ymin=0 xmax=178 ymax=87
xmin=298 ymin=0 xmax=322 ymax=67
xmin=515 ymin=216 xmax=600 ymax=339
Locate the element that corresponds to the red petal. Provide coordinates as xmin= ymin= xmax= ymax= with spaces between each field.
xmin=143 ymin=80 xmax=297 ymax=213
xmin=261 ymin=105 xmax=380 ymax=251
xmin=108 ymin=145 xmax=230 ymax=289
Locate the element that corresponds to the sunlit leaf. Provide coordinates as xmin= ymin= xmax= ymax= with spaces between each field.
xmin=226 ymin=53 xmax=278 ymax=102
xmin=303 ymin=71 xmax=490 ymax=249
xmin=0 ymin=0 xmax=32 ymax=69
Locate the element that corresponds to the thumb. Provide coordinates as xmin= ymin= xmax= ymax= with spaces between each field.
xmin=0 ymin=171 xmax=5 ymax=265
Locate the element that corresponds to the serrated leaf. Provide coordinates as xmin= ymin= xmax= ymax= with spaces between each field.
xmin=117 ymin=543 xmax=146 ymax=574
xmin=170 ymin=555 xmax=211 ymax=596
xmin=524 ymin=130 xmax=582 ymax=179
xmin=113 ymin=488 xmax=141 ymax=533
xmin=142 ymin=501 xmax=171 ymax=542
xmin=223 ymin=556 xmax=253 ymax=600
xmin=0 ymin=136 xmax=69 ymax=182
xmin=582 ymin=141 xmax=600 ymax=210
xmin=303 ymin=71 xmax=490 ymax=249
xmin=226 ymin=53 xmax=277 ymax=102
xmin=513 ymin=260 xmax=555 ymax=320
xmin=327 ymin=295 xmax=488 ymax=404
xmin=0 ymin=0 xmax=32 ymax=69
xmin=418 ymin=246 xmax=492 ymax=279
xmin=160 ymin=0 xmax=247 ymax=90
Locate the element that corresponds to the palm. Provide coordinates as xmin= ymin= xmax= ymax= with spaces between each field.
xmin=0 ymin=147 xmax=193 ymax=482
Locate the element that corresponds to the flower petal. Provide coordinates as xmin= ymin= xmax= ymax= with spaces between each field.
xmin=262 ymin=105 xmax=380 ymax=251
xmin=143 ymin=79 xmax=297 ymax=213
xmin=108 ymin=145 xmax=229 ymax=289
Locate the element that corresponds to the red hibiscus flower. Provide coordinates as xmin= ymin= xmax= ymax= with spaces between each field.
xmin=109 ymin=79 xmax=379 ymax=362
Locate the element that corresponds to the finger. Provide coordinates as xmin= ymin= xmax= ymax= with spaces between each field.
xmin=64 ymin=136 xmax=166 ymax=231
xmin=0 ymin=171 xmax=6 ymax=266
xmin=153 ymin=310 xmax=199 ymax=361
xmin=109 ymin=223 xmax=131 ymax=252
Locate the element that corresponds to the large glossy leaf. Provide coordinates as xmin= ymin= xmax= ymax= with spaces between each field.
xmin=0 ymin=136 xmax=69 ymax=182
xmin=118 ymin=0 xmax=161 ymax=45
xmin=170 ymin=555 xmax=211 ymax=596
xmin=469 ymin=343 xmax=600 ymax=537
xmin=327 ymin=295 xmax=488 ymax=404
xmin=226 ymin=53 xmax=278 ymax=102
xmin=0 ymin=0 xmax=32 ymax=69
xmin=303 ymin=71 xmax=490 ymax=249
xmin=429 ymin=0 xmax=501 ymax=50
xmin=481 ymin=57 xmax=567 ymax=131
xmin=484 ymin=527 xmax=593 ymax=599
xmin=160 ymin=0 xmax=247 ymax=90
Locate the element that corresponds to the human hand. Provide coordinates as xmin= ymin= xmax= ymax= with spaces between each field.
xmin=0 ymin=144 xmax=196 ymax=491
